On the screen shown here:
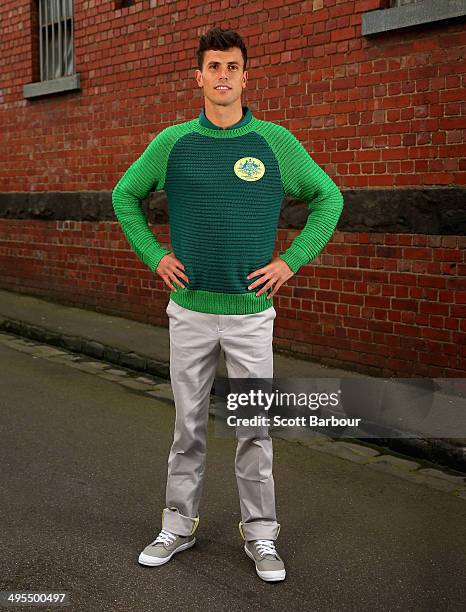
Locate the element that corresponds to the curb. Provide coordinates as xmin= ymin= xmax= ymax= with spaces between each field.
xmin=1 ymin=315 xmax=465 ymax=476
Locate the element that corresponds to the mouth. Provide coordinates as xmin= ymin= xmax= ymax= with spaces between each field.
xmin=215 ymin=86 xmax=231 ymax=91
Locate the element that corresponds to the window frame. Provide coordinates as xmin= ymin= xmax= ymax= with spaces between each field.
xmin=362 ymin=0 xmax=466 ymax=36
xmin=24 ymin=0 xmax=80 ymax=100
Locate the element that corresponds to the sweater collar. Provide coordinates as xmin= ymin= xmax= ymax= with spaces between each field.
xmin=199 ymin=105 xmax=252 ymax=131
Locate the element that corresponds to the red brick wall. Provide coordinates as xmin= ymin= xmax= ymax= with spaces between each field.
xmin=1 ymin=220 xmax=464 ymax=377
xmin=1 ymin=0 xmax=465 ymax=188
xmin=0 ymin=0 xmax=465 ymax=376
xmin=274 ymin=229 xmax=465 ymax=376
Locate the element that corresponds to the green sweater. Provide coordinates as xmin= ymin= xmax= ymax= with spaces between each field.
xmin=112 ymin=105 xmax=344 ymax=315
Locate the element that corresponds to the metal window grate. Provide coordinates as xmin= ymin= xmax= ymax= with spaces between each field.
xmin=39 ymin=0 xmax=74 ymax=81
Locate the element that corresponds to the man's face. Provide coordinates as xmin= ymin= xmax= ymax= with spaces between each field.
xmin=195 ymin=47 xmax=248 ymax=108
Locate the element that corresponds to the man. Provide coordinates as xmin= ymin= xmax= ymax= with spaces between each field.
xmin=112 ymin=27 xmax=343 ymax=582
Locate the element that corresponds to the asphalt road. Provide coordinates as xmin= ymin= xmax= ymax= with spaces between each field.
xmin=1 ymin=340 xmax=465 ymax=612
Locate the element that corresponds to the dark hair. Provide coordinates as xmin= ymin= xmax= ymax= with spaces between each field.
xmin=196 ymin=27 xmax=248 ymax=72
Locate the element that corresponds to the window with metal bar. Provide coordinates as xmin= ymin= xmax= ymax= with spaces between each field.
xmin=23 ymin=0 xmax=79 ymax=98
xmin=38 ymin=0 xmax=74 ymax=81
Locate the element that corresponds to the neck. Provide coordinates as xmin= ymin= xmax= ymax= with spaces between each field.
xmin=203 ymin=99 xmax=244 ymax=129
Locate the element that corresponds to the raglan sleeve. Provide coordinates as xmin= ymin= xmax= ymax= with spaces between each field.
xmin=112 ymin=128 xmax=172 ymax=274
xmin=277 ymin=127 xmax=344 ymax=274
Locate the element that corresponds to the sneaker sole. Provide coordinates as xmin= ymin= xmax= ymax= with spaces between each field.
xmin=138 ymin=537 xmax=196 ymax=567
xmin=244 ymin=544 xmax=286 ymax=582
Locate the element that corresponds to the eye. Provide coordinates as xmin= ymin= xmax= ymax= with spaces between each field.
xmin=208 ymin=64 xmax=239 ymax=70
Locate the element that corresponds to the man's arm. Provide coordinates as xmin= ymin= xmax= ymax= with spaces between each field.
xmin=112 ymin=128 xmax=172 ymax=273
xmin=276 ymin=127 xmax=344 ymax=274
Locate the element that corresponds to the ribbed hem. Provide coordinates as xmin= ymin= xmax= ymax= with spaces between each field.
xmin=169 ymin=287 xmax=274 ymax=314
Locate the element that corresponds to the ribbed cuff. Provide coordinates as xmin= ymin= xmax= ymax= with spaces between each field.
xmin=278 ymin=247 xmax=309 ymax=274
xmin=169 ymin=287 xmax=275 ymax=315
xmin=144 ymin=246 xmax=171 ymax=274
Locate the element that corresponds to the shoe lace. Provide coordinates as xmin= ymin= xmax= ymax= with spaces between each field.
xmin=152 ymin=529 xmax=177 ymax=547
xmin=254 ymin=539 xmax=278 ymax=559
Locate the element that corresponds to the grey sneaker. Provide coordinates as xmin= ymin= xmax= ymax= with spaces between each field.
xmin=138 ymin=528 xmax=196 ymax=566
xmin=244 ymin=539 xmax=286 ymax=582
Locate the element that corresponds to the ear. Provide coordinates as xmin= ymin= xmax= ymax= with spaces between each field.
xmin=195 ymin=69 xmax=203 ymax=88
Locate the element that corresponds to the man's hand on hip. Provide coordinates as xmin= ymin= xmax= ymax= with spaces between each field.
xmin=156 ymin=253 xmax=189 ymax=292
xmin=247 ymin=257 xmax=294 ymax=299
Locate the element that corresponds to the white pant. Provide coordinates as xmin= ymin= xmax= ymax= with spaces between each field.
xmin=161 ymin=298 xmax=281 ymax=541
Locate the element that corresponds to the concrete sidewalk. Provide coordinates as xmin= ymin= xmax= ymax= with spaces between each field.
xmin=0 ymin=287 xmax=465 ymax=481
xmin=0 ymin=288 xmax=355 ymax=380
xmin=1 ymin=333 xmax=466 ymax=610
